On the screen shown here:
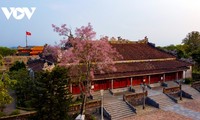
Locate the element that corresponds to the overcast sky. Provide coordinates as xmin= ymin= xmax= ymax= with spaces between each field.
xmin=1 ymin=0 xmax=200 ymax=47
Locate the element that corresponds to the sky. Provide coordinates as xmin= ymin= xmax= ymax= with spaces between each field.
xmin=1 ymin=0 xmax=200 ymax=47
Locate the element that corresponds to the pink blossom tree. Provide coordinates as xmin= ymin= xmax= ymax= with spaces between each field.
xmin=43 ymin=23 xmax=122 ymax=115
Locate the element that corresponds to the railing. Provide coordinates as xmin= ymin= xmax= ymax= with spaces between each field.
xmin=179 ymin=90 xmax=193 ymax=99
xmin=123 ymin=97 xmax=137 ymax=114
xmin=69 ymin=99 xmax=101 ymax=112
xmin=146 ymin=97 xmax=159 ymax=108
xmin=124 ymin=91 xmax=148 ymax=101
xmin=108 ymin=89 xmax=114 ymax=95
xmin=161 ymin=82 xmax=168 ymax=87
xmin=163 ymin=86 xmax=180 ymax=94
xmin=123 ymin=92 xmax=148 ymax=113
xmin=103 ymin=107 xmax=111 ymax=120
xmin=191 ymin=81 xmax=200 ymax=92
xmin=165 ymin=93 xmax=178 ymax=103
xmin=0 ymin=111 xmax=36 ymax=120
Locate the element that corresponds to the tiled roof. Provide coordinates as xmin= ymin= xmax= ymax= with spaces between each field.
xmin=27 ymin=58 xmax=53 ymax=71
xmin=111 ymin=43 xmax=175 ymax=60
xmin=90 ymin=42 xmax=191 ymax=80
xmin=28 ymin=42 xmax=191 ymax=80
xmin=94 ymin=60 xmax=190 ymax=80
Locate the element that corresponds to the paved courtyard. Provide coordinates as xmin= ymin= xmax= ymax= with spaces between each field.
xmin=123 ymin=99 xmax=200 ymax=120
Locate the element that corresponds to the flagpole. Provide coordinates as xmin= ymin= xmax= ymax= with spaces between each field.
xmin=26 ymin=31 xmax=27 ymax=47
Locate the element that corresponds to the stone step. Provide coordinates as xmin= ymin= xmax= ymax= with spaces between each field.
xmin=103 ymin=98 xmax=135 ymax=120
xmin=104 ymin=101 xmax=122 ymax=106
xmin=112 ymin=113 xmax=133 ymax=120
xmin=181 ymin=85 xmax=200 ymax=100
xmin=109 ymin=111 xmax=133 ymax=116
xmin=111 ymin=110 xmax=134 ymax=117
xmin=105 ymin=104 xmax=129 ymax=109
xmin=149 ymin=94 xmax=176 ymax=109
xmin=105 ymin=104 xmax=130 ymax=110
xmin=105 ymin=107 xmax=133 ymax=113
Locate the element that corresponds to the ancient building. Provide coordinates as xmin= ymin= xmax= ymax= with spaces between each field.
xmin=71 ymin=39 xmax=192 ymax=94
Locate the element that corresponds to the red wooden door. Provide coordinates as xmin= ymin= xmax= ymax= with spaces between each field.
xmin=165 ymin=72 xmax=176 ymax=81
xmin=72 ymin=85 xmax=81 ymax=94
xmin=132 ymin=76 xmax=143 ymax=86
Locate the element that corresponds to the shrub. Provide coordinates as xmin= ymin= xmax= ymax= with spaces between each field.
xmin=184 ymin=78 xmax=192 ymax=84
xmin=9 ymin=109 xmax=20 ymax=116
xmin=24 ymin=100 xmax=32 ymax=108
xmin=85 ymin=114 xmax=96 ymax=120
xmin=0 ymin=111 xmax=6 ymax=117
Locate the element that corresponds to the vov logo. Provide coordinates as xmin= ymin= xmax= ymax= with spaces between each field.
xmin=1 ymin=7 xmax=36 ymax=20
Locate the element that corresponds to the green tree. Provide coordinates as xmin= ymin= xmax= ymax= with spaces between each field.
xmin=33 ymin=66 xmax=72 ymax=120
xmin=0 ymin=47 xmax=16 ymax=57
xmin=9 ymin=69 xmax=34 ymax=108
xmin=191 ymin=49 xmax=200 ymax=72
xmin=0 ymin=72 xmax=16 ymax=111
xmin=182 ymin=31 xmax=200 ymax=55
xmin=0 ymin=55 xmax=3 ymax=66
xmin=158 ymin=44 xmax=187 ymax=59
xmin=9 ymin=61 xmax=26 ymax=72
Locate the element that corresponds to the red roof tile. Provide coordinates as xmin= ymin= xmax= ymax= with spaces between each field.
xmin=91 ymin=43 xmax=191 ymax=80
xmin=111 ymin=43 xmax=175 ymax=60
xmin=94 ymin=60 xmax=189 ymax=80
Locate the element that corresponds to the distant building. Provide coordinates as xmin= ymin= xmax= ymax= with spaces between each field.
xmin=26 ymin=38 xmax=192 ymax=95
xmin=72 ymin=38 xmax=192 ymax=94
xmin=17 ymin=46 xmax=44 ymax=56
xmin=3 ymin=56 xmax=39 ymax=70
xmin=2 ymin=46 xmax=44 ymax=70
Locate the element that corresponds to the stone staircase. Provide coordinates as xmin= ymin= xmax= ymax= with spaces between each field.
xmin=92 ymin=90 xmax=135 ymax=120
xmin=149 ymin=93 xmax=176 ymax=109
xmin=104 ymin=100 xmax=135 ymax=120
xmin=182 ymin=85 xmax=200 ymax=100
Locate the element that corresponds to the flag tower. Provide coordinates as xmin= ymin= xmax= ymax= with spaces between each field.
xmin=26 ymin=31 xmax=31 ymax=47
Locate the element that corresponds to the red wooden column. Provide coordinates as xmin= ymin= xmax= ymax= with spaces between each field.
xmin=176 ymin=72 xmax=179 ymax=80
xmin=111 ymin=79 xmax=113 ymax=90
xmin=163 ymin=74 xmax=165 ymax=82
xmin=130 ymin=77 xmax=133 ymax=86
xmin=148 ymin=75 xmax=151 ymax=85
xmin=70 ymin=83 xmax=72 ymax=93
xmin=184 ymin=70 xmax=187 ymax=79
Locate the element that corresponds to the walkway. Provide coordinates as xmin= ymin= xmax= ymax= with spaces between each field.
xmin=94 ymin=84 xmax=200 ymax=120
xmin=164 ymin=104 xmax=200 ymax=120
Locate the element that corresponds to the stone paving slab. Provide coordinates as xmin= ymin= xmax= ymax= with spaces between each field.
xmin=164 ymin=104 xmax=200 ymax=120
xmin=148 ymin=88 xmax=163 ymax=96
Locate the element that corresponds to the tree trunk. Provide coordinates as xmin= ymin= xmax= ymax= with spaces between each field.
xmin=80 ymin=93 xmax=87 ymax=115
xmin=80 ymin=62 xmax=91 ymax=115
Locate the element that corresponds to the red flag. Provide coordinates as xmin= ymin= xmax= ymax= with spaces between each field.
xmin=26 ymin=31 xmax=31 ymax=36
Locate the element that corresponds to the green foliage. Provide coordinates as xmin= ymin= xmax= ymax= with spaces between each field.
xmin=9 ymin=109 xmax=20 ymax=116
xmin=182 ymin=31 xmax=200 ymax=55
xmin=158 ymin=44 xmax=188 ymax=59
xmin=0 ymin=111 xmax=6 ymax=117
xmin=85 ymin=114 xmax=96 ymax=120
xmin=192 ymin=51 xmax=200 ymax=64
xmin=9 ymin=69 xmax=34 ymax=108
xmin=0 ymin=72 xmax=16 ymax=111
xmin=184 ymin=78 xmax=193 ymax=84
xmin=0 ymin=47 xmax=16 ymax=57
xmin=9 ymin=61 xmax=26 ymax=72
xmin=33 ymin=66 xmax=72 ymax=120
xmin=192 ymin=73 xmax=200 ymax=81
xmin=0 ymin=55 xmax=3 ymax=66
